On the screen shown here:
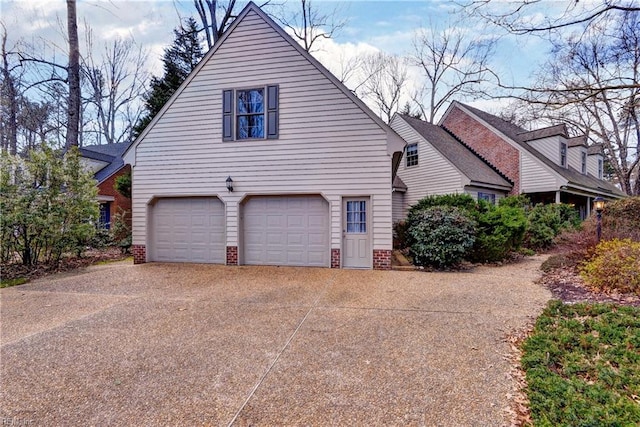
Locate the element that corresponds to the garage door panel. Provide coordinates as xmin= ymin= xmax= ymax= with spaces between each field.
xmin=242 ymin=196 xmax=329 ymax=267
xmin=151 ymin=197 xmax=225 ymax=263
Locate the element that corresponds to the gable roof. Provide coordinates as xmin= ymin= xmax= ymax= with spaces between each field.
xmin=398 ymin=114 xmax=512 ymax=190
xmin=124 ymin=1 xmax=405 ymax=170
xmin=447 ymin=102 xmax=625 ymax=197
xmin=80 ymin=142 xmax=130 ymax=183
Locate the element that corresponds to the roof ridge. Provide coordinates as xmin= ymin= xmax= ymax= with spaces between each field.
xmin=440 ymin=125 xmax=514 ymax=186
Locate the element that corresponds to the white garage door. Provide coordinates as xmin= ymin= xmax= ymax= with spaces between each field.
xmin=151 ymin=197 xmax=225 ymax=263
xmin=242 ymin=196 xmax=330 ymax=267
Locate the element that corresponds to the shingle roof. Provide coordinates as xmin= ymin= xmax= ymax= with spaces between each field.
xmin=519 ymin=124 xmax=568 ymax=141
xmin=393 ymin=176 xmax=407 ymax=191
xmin=79 ymin=142 xmax=131 ymax=184
xmin=453 ymin=102 xmax=625 ymax=197
xmin=399 ymin=114 xmax=512 ymax=190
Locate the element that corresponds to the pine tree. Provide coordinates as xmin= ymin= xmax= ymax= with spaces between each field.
xmin=133 ymin=17 xmax=204 ymax=136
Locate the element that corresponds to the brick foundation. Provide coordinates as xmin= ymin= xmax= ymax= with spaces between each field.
xmin=132 ymin=245 xmax=146 ymax=264
xmin=373 ymin=249 xmax=392 ymax=270
xmin=226 ymin=246 xmax=238 ymax=265
xmin=331 ymin=248 xmax=340 ymax=268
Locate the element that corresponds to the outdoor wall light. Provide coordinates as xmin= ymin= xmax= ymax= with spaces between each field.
xmin=593 ymin=197 xmax=605 ymax=243
xmin=226 ymin=176 xmax=234 ymax=192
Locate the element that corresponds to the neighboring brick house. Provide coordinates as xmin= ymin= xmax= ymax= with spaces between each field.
xmin=79 ymin=143 xmax=132 ymax=229
xmin=439 ymin=102 xmax=625 ymax=218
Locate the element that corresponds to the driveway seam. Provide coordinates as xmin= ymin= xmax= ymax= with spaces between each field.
xmin=226 ymin=272 xmax=338 ymax=427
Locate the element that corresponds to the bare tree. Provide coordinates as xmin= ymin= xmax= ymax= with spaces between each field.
xmin=410 ymin=24 xmax=495 ymax=123
xmin=515 ymin=11 xmax=640 ymax=195
xmin=461 ymin=0 xmax=639 ymax=35
xmin=0 ymin=23 xmax=19 ymax=154
xmin=66 ymin=0 xmax=80 ymax=149
xmin=357 ymin=52 xmax=408 ymax=123
xmin=82 ymin=30 xmax=149 ymax=145
xmin=277 ymin=0 xmax=346 ymax=53
xmin=193 ymin=0 xmax=238 ymax=49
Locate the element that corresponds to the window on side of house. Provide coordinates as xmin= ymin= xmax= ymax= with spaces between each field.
xmin=478 ymin=192 xmax=496 ymax=205
xmin=237 ymin=88 xmax=264 ymax=139
xmin=99 ymin=202 xmax=111 ymax=230
xmin=581 ymin=151 xmax=587 ymax=174
xmin=406 ymin=143 xmax=418 ymax=167
xmin=222 ymin=85 xmax=279 ymax=141
xmin=598 ymin=158 xmax=604 ymax=179
xmin=560 ymin=142 xmax=567 ymax=167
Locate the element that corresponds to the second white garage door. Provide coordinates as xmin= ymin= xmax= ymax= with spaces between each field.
xmin=242 ymin=195 xmax=330 ymax=267
xmin=151 ymin=197 xmax=225 ymax=263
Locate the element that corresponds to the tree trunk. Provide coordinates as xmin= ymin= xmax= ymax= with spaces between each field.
xmin=1 ymin=26 xmax=17 ymax=155
xmin=66 ymin=0 xmax=80 ymax=149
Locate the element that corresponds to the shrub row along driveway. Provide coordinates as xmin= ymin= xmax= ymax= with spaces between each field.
xmin=1 ymin=259 xmax=550 ymax=426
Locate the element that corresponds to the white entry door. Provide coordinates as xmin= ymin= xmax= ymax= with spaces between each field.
xmin=343 ymin=197 xmax=371 ymax=268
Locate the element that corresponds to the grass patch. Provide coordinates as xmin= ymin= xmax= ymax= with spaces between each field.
xmin=94 ymin=256 xmax=133 ymax=266
xmin=522 ymin=301 xmax=640 ymax=426
xmin=0 ymin=277 xmax=29 ymax=288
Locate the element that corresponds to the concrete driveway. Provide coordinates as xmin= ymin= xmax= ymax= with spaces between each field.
xmin=0 ymin=259 xmax=550 ymax=426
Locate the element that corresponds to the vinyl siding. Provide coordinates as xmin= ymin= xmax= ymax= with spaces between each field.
xmin=587 ymin=153 xmax=603 ymax=179
xmin=568 ymin=146 xmax=587 ymax=173
xmin=392 ymin=117 xmax=465 ymax=213
xmin=392 ymin=191 xmax=405 ymax=222
xmin=520 ymin=152 xmax=566 ymax=193
xmin=130 ymin=10 xmax=393 ymax=252
xmin=526 ymin=136 xmax=562 ymax=165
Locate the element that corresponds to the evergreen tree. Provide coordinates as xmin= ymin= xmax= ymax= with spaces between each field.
xmin=133 ymin=17 xmax=204 ymax=136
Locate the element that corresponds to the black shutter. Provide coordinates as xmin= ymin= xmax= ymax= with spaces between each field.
xmin=266 ymin=85 xmax=278 ymax=139
xmin=222 ymin=90 xmax=233 ymax=141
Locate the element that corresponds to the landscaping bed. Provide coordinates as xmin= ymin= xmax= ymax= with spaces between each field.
xmin=1 ymin=247 xmax=130 ymax=287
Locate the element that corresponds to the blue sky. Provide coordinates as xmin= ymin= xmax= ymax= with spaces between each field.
xmin=0 ymin=0 xmax=562 ymax=116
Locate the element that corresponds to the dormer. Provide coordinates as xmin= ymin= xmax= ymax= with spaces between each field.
xmin=587 ymin=144 xmax=605 ymax=179
xmin=567 ymin=135 xmax=588 ymax=174
xmin=518 ymin=124 xmax=570 ymax=168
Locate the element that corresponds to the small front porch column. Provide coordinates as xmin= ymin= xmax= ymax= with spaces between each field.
xmin=555 ymin=191 xmax=561 ymax=204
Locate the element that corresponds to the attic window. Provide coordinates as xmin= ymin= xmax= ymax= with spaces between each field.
xmin=222 ymin=86 xmax=279 ymax=141
xmin=406 ymin=144 xmax=418 ymax=167
xmin=237 ymin=89 xmax=264 ymax=139
xmin=560 ymin=142 xmax=567 ymax=167
xmin=581 ymin=151 xmax=587 ymax=174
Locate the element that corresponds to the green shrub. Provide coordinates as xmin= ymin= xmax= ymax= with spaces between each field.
xmin=470 ymin=204 xmax=527 ymax=262
xmin=523 ymin=203 xmax=580 ymax=250
xmin=407 ymin=193 xmax=477 ymax=219
xmin=110 ymin=208 xmax=132 ymax=254
xmin=580 ymin=239 xmax=640 ymax=295
xmin=498 ymin=194 xmax=531 ymax=209
xmin=408 ymin=206 xmax=476 ymax=269
xmin=114 ymin=170 xmax=131 ymax=199
xmin=393 ymin=220 xmax=410 ymax=250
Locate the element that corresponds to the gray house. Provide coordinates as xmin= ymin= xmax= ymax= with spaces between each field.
xmin=391 ymin=114 xmax=512 ymax=222
xmin=436 ymin=102 xmax=625 ymax=219
xmin=123 ymin=2 xmax=405 ymax=269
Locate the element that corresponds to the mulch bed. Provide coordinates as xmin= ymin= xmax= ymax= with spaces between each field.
xmin=1 ymin=247 xmax=130 ymax=283
xmin=539 ymin=265 xmax=640 ymax=307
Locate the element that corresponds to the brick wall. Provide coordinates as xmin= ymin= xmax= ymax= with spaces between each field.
xmin=226 ymin=246 xmax=238 ymax=265
xmin=373 ymin=249 xmax=391 ymax=270
xmin=442 ymin=106 xmax=520 ymax=195
xmin=98 ymin=165 xmax=132 ymax=227
xmin=331 ymin=249 xmax=340 ymax=268
xmin=132 ymin=245 xmax=146 ymax=264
